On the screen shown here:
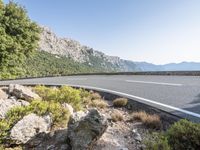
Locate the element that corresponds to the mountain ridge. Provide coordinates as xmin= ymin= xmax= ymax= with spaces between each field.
xmin=39 ymin=26 xmax=139 ymax=72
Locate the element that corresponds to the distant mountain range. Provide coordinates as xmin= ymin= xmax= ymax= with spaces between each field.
xmin=135 ymin=61 xmax=200 ymax=71
xmin=38 ymin=26 xmax=200 ymax=72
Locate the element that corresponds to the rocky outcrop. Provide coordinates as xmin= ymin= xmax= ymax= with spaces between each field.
xmin=9 ymin=84 xmax=40 ymax=101
xmin=0 ymin=88 xmax=8 ymax=99
xmin=0 ymin=98 xmax=29 ymax=119
xmin=39 ymin=26 xmax=139 ymax=72
xmin=24 ymin=129 xmax=69 ymax=150
xmin=67 ymin=109 xmax=108 ymax=150
xmin=10 ymin=113 xmax=52 ymax=144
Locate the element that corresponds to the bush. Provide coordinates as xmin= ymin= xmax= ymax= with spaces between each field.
xmin=166 ymin=119 xmax=200 ymax=150
xmin=113 ymin=98 xmax=128 ymax=107
xmin=132 ymin=111 xmax=162 ymax=129
xmin=111 ymin=110 xmax=123 ymax=122
xmin=34 ymin=85 xmax=83 ymax=111
xmin=90 ymin=99 xmax=108 ymax=109
xmin=145 ymin=132 xmax=171 ymax=150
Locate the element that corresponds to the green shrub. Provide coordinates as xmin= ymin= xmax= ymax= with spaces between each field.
xmin=145 ymin=132 xmax=171 ymax=150
xmin=27 ymin=100 xmax=70 ymax=128
xmin=0 ymin=120 xmax=10 ymax=144
xmin=113 ymin=98 xmax=128 ymax=107
xmin=34 ymin=85 xmax=83 ymax=110
xmin=166 ymin=119 xmax=200 ymax=150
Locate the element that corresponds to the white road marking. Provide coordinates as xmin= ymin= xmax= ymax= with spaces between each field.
xmin=65 ymin=78 xmax=87 ymax=81
xmin=56 ymin=84 xmax=200 ymax=119
xmin=125 ymin=80 xmax=182 ymax=86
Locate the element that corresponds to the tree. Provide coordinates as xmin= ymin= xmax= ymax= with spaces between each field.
xmin=0 ymin=1 xmax=40 ymax=78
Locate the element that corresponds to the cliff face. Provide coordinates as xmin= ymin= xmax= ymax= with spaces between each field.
xmin=39 ymin=26 xmax=138 ymax=72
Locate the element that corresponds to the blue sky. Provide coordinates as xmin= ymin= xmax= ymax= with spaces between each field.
xmin=4 ymin=0 xmax=200 ymax=64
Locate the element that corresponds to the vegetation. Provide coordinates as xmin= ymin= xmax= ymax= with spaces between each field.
xmin=113 ymin=98 xmax=128 ymax=107
xmin=144 ymin=119 xmax=200 ymax=150
xmin=166 ymin=119 xmax=200 ymax=150
xmin=0 ymin=100 xmax=70 ymax=143
xmin=111 ymin=110 xmax=123 ymax=122
xmin=34 ymin=85 xmax=91 ymax=111
xmin=89 ymin=99 xmax=108 ymax=109
xmin=145 ymin=132 xmax=171 ymax=150
xmin=0 ymin=1 xmax=40 ymax=79
xmin=22 ymin=51 xmax=103 ymax=78
xmin=90 ymin=92 xmax=102 ymax=100
xmin=0 ymin=0 xmax=114 ymax=80
xmin=132 ymin=111 xmax=162 ymax=129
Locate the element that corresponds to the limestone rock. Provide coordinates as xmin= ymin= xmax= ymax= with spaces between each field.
xmin=8 ymin=84 xmax=40 ymax=101
xmin=10 ymin=113 xmax=52 ymax=144
xmin=62 ymin=103 xmax=74 ymax=116
xmin=70 ymin=110 xmax=88 ymax=123
xmin=0 ymin=88 xmax=8 ymax=99
xmin=0 ymin=98 xmax=29 ymax=119
xmin=67 ymin=109 xmax=108 ymax=150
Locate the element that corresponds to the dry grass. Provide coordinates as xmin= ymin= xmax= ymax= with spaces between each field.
xmin=111 ymin=110 xmax=124 ymax=122
xmin=90 ymin=99 xmax=108 ymax=109
xmin=113 ymin=98 xmax=128 ymax=107
xmin=90 ymin=92 xmax=102 ymax=100
xmin=132 ymin=111 xmax=162 ymax=129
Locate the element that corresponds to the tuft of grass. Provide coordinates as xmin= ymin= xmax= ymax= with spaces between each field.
xmin=90 ymin=92 xmax=102 ymax=100
xmin=89 ymin=99 xmax=108 ymax=109
xmin=132 ymin=111 xmax=162 ymax=129
xmin=113 ymin=98 xmax=128 ymax=107
xmin=111 ymin=110 xmax=123 ymax=122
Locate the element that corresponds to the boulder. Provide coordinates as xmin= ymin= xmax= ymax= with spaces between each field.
xmin=8 ymin=84 xmax=40 ymax=101
xmin=67 ymin=109 xmax=108 ymax=150
xmin=24 ymin=129 xmax=70 ymax=150
xmin=70 ymin=110 xmax=88 ymax=123
xmin=10 ymin=113 xmax=52 ymax=144
xmin=0 ymin=88 xmax=8 ymax=99
xmin=0 ymin=98 xmax=29 ymax=119
xmin=62 ymin=103 xmax=74 ymax=116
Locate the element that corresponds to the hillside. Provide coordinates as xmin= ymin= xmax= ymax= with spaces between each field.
xmin=39 ymin=26 xmax=139 ymax=72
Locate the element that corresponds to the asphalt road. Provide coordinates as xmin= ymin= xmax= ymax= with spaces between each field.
xmin=1 ymin=75 xmax=200 ymax=122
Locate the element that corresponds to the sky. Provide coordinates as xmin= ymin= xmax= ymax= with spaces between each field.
xmin=3 ymin=0 xmax=200 ymax=64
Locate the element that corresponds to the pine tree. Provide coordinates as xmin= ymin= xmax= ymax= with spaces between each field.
xmin=0 ymin=1 xmax=40 ymax=78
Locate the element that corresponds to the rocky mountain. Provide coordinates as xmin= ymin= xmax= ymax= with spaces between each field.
xmin=135 ymin=61 xmax=200 ymax=71
xmin=39 ymin=26 xmax=139 ymax=72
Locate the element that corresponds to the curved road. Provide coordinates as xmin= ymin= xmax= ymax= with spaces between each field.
xmin=1 ymin=75 xmax=200 ymax=122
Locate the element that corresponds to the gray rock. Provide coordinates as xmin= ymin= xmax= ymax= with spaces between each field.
xmin=8 ymin=84 xmax=41 ymax=101
xmin=70 ymin=110 xmax=88 ymax=123
xmin=0 ymin=88 xmax=8 ymax=99
xmin=68 ymin=109 xmax=108 ymax=150
xmin=24 ymin=128 xmax=69 ymax=150
xmin=10 ymin=113 xmax=52 ymax=144
xmin=132 ymin=129 xmax=142 ymax=142
xmin=62 ymin=103 xmax=74 ymax=116
xmin=0 ymin=98 xmax=29 ymax=119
